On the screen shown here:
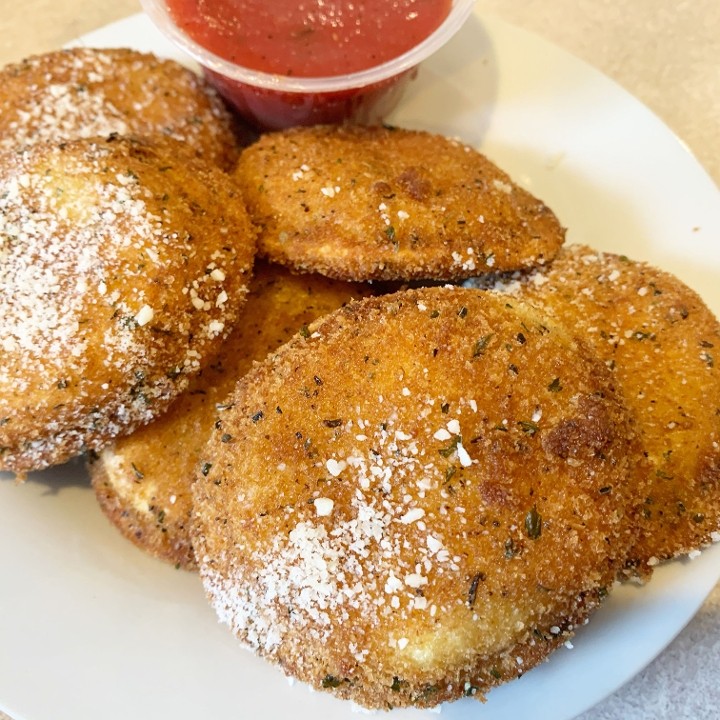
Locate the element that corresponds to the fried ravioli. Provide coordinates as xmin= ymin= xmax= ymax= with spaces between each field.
xmin=89 ymin=263 xmax=375 ymax=569
xmin=192 ymin=286 xmax=645 ymax=709
xmin=0 ymin=47 xmax=240 ymax=169
xmin=0 ymin=135 xmax=256 ymax=476
xmin=235 ymin=125 xmax=565 ymax=281
xmin=474 ymin=244 xmax=720 ymax=569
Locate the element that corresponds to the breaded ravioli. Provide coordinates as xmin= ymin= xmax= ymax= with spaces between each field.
xmin=0 ymin=47 xmax=240 ymax=169
xmin=89 ymin=263 xmax=375 ymax=569
xmin=0 ymin=135 xmax=256 ymax=476
xmin=473 ymin=245 xmax=720 ymax=569
xmin=192 ymin=286 xmax=646 ymax=709
xmin=235 ymin=125 xmax=565 ymax=281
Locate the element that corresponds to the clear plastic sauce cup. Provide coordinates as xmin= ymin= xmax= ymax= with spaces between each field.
xmin=141 ymin=0 xmax=476 ymax=130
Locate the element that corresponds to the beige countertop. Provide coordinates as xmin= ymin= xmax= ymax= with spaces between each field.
xmin=0 ymin=2 xmax=718 ymax=719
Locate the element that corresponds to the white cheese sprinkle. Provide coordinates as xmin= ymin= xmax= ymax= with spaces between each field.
xmin=399 ymin=508 xmax=425 ymax=524
xmin=314 ymin=497 xmax=334 ymax=517
xmin=492 ymin=179 xmax=513 ymax=194
xmin=326 ymin=458 xmax=346 ymax=477
xmin=134 ymin=304 xmax=154 ymax=327
xmin=404 ymin=573 xmax=428 ymax=588
xmin=456 ymin=442 xmax=472 ymax=467
xmin=426 ymin=536 xmax=443 ymax=555
xmin=207 ymin=320 xmax=225 ymax=336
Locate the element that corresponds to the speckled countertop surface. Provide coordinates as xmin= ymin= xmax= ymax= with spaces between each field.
xmin=0 ymin=2 xmax=718 ymax=719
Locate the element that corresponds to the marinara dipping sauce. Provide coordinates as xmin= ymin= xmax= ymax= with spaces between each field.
xmin=143 ymin=0 xmax=474 ymax=129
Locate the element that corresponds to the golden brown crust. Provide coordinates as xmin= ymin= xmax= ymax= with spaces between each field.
xmin=0 ymin=135 xmax=256 ymax=475
xmin=476 ymin=244 xmax=720 ymax=568
xmin=234 ymin=125 xmax=565 ymax=281
xmin=192 ymin=286 xmax=646 ymax=709
xmin=89 ymin=263 xmax=376 ymax=569
xmin=0 ymin=47 xmax=240 ymax=170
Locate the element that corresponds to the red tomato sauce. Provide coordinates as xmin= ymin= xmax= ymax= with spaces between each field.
xmin=166 ymin=0 xmax=453 ymax=77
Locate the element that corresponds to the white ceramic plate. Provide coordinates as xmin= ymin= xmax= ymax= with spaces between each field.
xmin=1 ymin=10 xmax=719 ymax=720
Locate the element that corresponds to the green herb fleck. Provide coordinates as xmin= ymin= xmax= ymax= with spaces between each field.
xmin=323 ymin=418 xmax=343 ymax=428
xmin=473 ymin=334 xmax=494 ymax=357
xmin=633 ymin=330 xmax=654 ymax=341
xmin=131 ymin=463 xmax=144 ymax=480
xmin=548 ymin=377 xmax=563 ymax=393
xmin=518 ymin=420 xmax=539 ymax=436
xmin=119 ymin=315 xmax=139 ymax=330
xmin=416 ymin=685 xmax=439 ymax=701
xmin=525 ymin=505 xmax=542 ymax=539
xmin=322 ymin=675 xmax=343 ymax=688
xmin=299 ymin=324 xmax=311 ymax=338
xmin=467 ymin=571 xmax=485 ymax=607
xmin=391 ymin=677 xmax=407 ymax=692
xmin=201 ymin=462 xmax=212 ymax=476
xmin=438 ymin=435 xmax=460 ymax=458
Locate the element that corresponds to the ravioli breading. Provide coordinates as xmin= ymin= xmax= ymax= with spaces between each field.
xmin=235 ymin=125 xmax=565 ymax=281
xmin=0 ymin=47 xmax=240 ymax=169
xmin=89 ymin=263 xmax=375 ymax=569
xmin=192 ymin=286 xmax=646 ymax=709
xmin=473 ymin=244 xmax=720 ymax=569
xmin=0 ymin=135 xmax=256 ymax=476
